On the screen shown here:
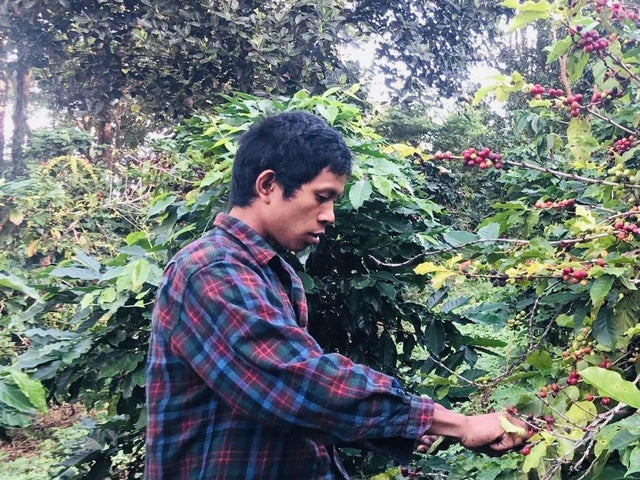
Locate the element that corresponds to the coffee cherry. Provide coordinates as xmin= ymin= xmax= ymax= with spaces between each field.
xmin=401 ymin=466 xmax=409 ymax=477
xmin=601 ymin=397 xmax=611 ymax=406
xmin=586 ymin=394 xmax=594 ymax=401
xmin=521 ymin=445 xmax=531 ymax=455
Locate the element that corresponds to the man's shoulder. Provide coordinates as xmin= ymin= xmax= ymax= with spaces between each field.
xmin=171 ymin=227 xmax=255 ymax=276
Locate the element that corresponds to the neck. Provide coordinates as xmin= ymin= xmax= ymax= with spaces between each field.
xmin=229 ymin=206 xmax=265 ymax=239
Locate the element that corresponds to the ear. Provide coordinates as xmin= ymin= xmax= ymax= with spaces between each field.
xmin=255 ymin=170 xmax=277 ymax=203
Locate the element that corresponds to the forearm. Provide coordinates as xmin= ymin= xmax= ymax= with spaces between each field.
xmin=424 ymin=403 xmax=468 ymax=441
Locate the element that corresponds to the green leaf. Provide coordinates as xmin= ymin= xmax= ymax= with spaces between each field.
xmin=9 ymin=209 xmax=24 ymax=225
xmin=443 ymin=230 xmax=478 ymax=246
xmin=526 ymin=350 xmax=553 ymax=371
xmin=580 ymin=367 xmax=640 ymax=408
xmin=0 ymin=273 xmax=42 ymax=301
xmin=593 ymin=306 xmax=617 ymax=348
xmin=9 ymin=370 xmax=47 ymax=413
xmin=477 ymin=223 xmax=500 ymax=240
xmin=148 ymin=194 xmax=177 ymax=217
xmin=566 ymin=400 xmax=597 ymax=425
xmin=371 ymin=175 xmax=394 ymax=199
xmin=506 ymin=2 xmax=551 ymax=32
xmin=130 ymin=259 xmax=151 ymax=292
xmin=590 ymin=275 xmax=615 ymax=309
xmin=522 ymin=441 xmax=547 ymax=472
xmin=348 ymin=180 xmax=372 ymax=210
xmin=48 ymin=267 xmax=101 ymax=281
xmin=627 ymin=446 xmax=640 ymax=476
xmin=568 ymin=51 xmax=590 ymax=83
xmin=546 ymin=36 xmax=573 ymax=63
xmin=499 ymin=416 xmax=526 ymax=436
xmin=0 ymin=381 xmax=36 ymax=414
xmin=567 ymin=118 xmax=598 ymax=167
xmin=316 ymin=104 xmax=339 ymax=125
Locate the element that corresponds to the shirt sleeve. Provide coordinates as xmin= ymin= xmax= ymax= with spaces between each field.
xmin=166 ymin=256 xmax=434 ymax=445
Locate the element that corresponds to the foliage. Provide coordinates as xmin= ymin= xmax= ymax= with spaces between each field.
xmin=24 ymin=128 xmax=94 ymax=163
xmin=1 ymin=89 xmax=491 ymax=477
xmin=391 ymin=1 xmax=640 ymax=478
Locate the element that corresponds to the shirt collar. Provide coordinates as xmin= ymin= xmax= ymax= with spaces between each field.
xmin=213 ymin=212 xmax=278 ymax=266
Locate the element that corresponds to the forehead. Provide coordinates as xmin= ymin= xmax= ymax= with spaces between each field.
xmin=305 ymin=168 xmax=347 ymax=194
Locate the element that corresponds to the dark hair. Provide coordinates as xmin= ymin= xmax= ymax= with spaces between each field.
xmin=230 ymin=111 xmax=352 ymax=207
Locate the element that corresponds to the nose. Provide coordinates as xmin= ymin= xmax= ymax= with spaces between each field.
xmin=318 ymin=202 xmax=335 ymax=225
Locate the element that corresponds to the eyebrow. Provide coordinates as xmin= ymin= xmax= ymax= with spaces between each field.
xmin=317 ymin=188 xmax=343 ymax=199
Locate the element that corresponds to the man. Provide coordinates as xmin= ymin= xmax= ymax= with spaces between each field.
xmin=145 ymin=111 xmax=527 ymax=479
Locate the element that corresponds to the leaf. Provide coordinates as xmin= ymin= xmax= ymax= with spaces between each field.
xmin=49 ymin=267 xmax=101 ymax=281
xmin=507 ymin=3 xmax=551 ymax=33
xmin=9 ymin=209 xmax=24 ymax=225
xmin=590 ymin=275 xmax=615 ymax=309
xmin=627 ymin=446 xmax=640 ymax=476
xmin=148 ymin=194 xmax=177 ymax=217
xmin=546 ymin=36 xmax=573 ymax=63
xmin=9 ymin=370 xmax=47 ymax=413
xmin=443 ymin=230 xmax=478 ymax=246
xmin=499 ymin=416 xmax=526 ymax=436
xmin=566 ymin=400 xmax=597 ymax=425
xmin=580 ymin=367 xmax=640 ymax=408
xmin=348 ymin=180 xmax=372 ymax=210
xmin=441 ymin=296 xmax=470 ymax=313
xmin=316 ymin=104 xmax=339 ymax=125
xmin=526 ymin=350 xmax=553 ymax=371
xmin=0 ymin=382 xmax=36 ymax=414
xmin=0 ymin=273 xmax=42 ymax=301
xmin=130 ymin=259 xmax=151 ymax=292
xmin=371 ymin=175 xmax=394 ymax=199
xmin=432 ymin=271 xmax=456 ymax=290
xmin=593 ymin=305 xmax=618 ymax=349
xmin=414 ymin=262 xmax=448 ymax=275
xmin=522 ymin=441 xmax=547 ymax=472
xmin=477 ymin=223 xmax=500 ymax=240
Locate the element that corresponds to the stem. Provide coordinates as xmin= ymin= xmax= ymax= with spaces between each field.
xmin=368 ymin=232 xmax=617 ymax=268
xmin=583 ymin=106 xmax=638 ymax=136
xmin=504 ymin=159 xmax=640 ymax=189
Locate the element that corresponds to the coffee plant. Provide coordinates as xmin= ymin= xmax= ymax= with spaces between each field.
xmin=385 ymin=1 xmax=640 ymax=478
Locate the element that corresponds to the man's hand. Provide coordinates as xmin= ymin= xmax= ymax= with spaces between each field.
xmin=416 ymin=434 xmax=439 ymax=453
xmin=457 ymin=412 xmax=529 ymax=455
xmin=425 ymin=404 xmax=529 ymax=456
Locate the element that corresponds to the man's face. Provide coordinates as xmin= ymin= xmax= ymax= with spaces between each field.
xmin=264 ymin=167 xmax=347 ymax=252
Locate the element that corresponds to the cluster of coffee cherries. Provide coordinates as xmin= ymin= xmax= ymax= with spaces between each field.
xmin=610 ymin=135 xmax=636 ymax=156
xmin=563 ymin=93 xmax=584 ymax=117
xmin=562 ymin=327 xmax=594 ymax=362
xmin=591 ymin=87 xmax=621 ymax=106
xmin=574 ymin=28 xmax=610 ymax=53
xmin=534 ymin=198 xmax=575 ymax=211
xmin=606 ymin=163 xmax=640 ymax=184
xmin=507 ymin=310 xmax=527 ymax=329
xmin=461 ymin=147 xmax=503 ymax=170
xmin=607 ymin=1 xmax=639 ymax=21
xmin=528 ymin=84 xmax=565 ymax=99
xmin=431 ymin=150 xmax=454 ymax=161
xmin=489 ymin=269 xmax=509 ymax=287
xmin=528 ymin=83 xmax=546 ymax=98
xmin=613 ymin=218 xmax=640 ymax=239
xmin=400 ymin=466 xmax=422 ymax=478
xmin=561 ymin=267 xmax=589 ymax=284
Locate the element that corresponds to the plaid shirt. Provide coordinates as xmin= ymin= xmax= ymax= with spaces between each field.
xmin=145 ymin=213 xmax=434 ymax=480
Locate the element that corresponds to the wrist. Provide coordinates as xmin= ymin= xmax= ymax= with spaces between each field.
xmin=425 ymin=404 xmax=468 ymax=442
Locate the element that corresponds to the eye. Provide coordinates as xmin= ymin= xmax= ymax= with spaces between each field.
xmin=316 ymin=195 xmax=331 ymax=204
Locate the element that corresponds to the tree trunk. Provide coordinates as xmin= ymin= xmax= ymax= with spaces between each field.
xmin=97 ymin=110 xmax=114 ymax=169
xmin=0 ymin=70 xmax=7 ymax=173
xmin=11 ymin=62 xmax=30 ymax=178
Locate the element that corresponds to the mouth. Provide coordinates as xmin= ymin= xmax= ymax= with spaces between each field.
xmin=308 ymin=232 xmax=324 ymax=244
